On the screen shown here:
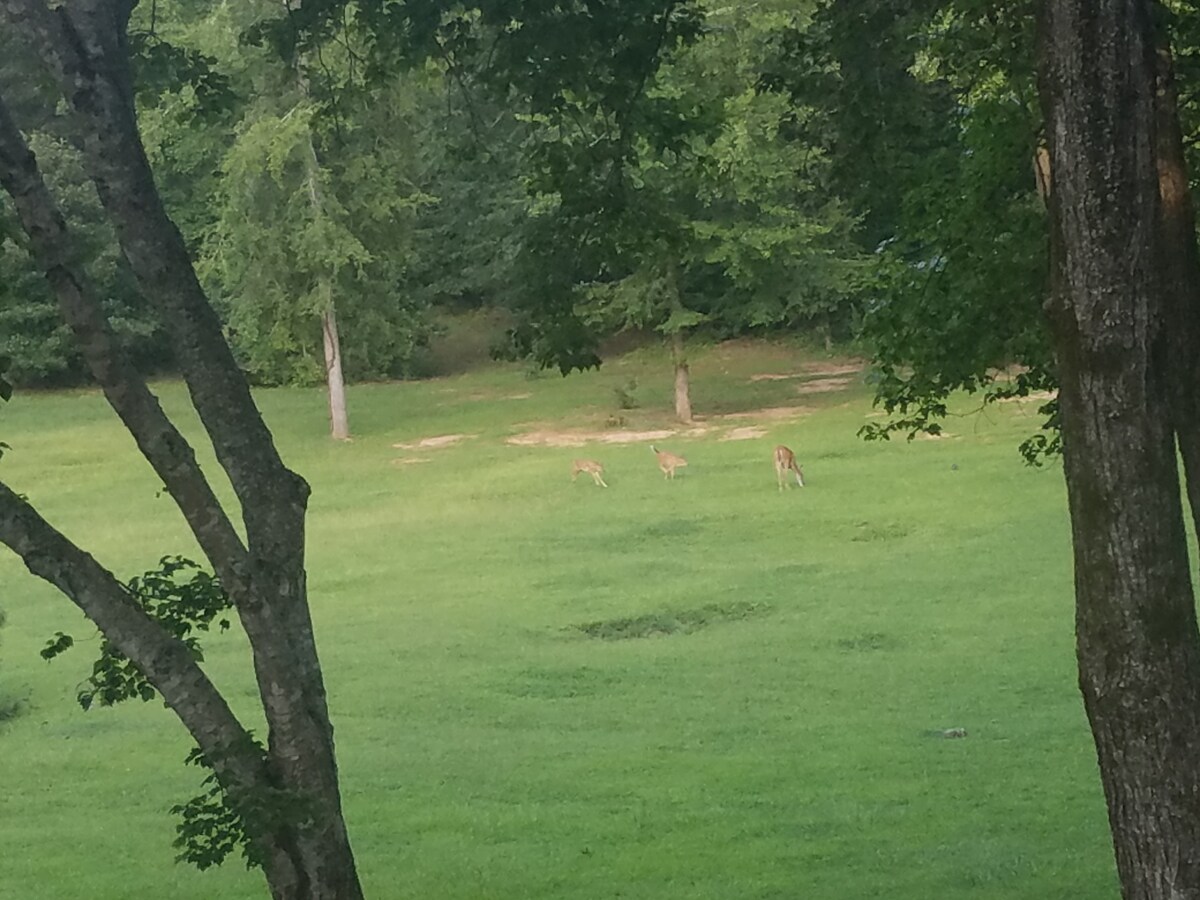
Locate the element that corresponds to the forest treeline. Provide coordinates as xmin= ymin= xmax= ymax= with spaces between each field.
xmin=0 ymin=1 xmax=1197 ymax=425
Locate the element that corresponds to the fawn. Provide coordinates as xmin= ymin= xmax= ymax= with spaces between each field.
xmin=650 ymin=445 xmax=688 ymax=479
xmin=571 ymin=459 xmax=608 ymax=487
xmin=774 ymin=445 xmax=804 ymax=490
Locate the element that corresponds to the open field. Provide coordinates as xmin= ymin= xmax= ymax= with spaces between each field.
xmin=0 ymin=339 xmax=1120 ymax=899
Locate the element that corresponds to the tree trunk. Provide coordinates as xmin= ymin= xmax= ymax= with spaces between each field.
xmin=0 ymin=3 xmax=364 ymax=897
xmin=1038 ymin=3 xmax=1200 ymax=897
xmin=671 ymin=330 xmax=693 ymax=424
xmin=1149 ymin=15 xmax=1200 ymax=539
xmin=321 ymin=302 xmax=350 ymax=441
xmin=303 ymin=129 xmax=350 ymax=442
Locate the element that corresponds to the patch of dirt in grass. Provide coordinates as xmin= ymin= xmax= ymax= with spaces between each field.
xmin=392 ymin=433 xmax=475 ymax=450
xmin=720 ymin=406 xmax=814 ymax=422
xmin=573 ymin=600 xmax=770 ymax=640
xmin=801 ymin=360 xmax=865 ymax=375
xmin=914 ymin=430 xmax=957 ymax=440
xmin=750 ymin=361 xmax=864 ymax=382
xmin=794 ymin=377 xmax=853 ymax=394
xmin=721 ymin=426 xmax=768 ymax=441
xmin=504 ymin=392 xmax=533 ymax=400
xmin=506 ymin=428 xmax=679 ymax=447
xmin=390 ymin=457 xmax=432 ymax=466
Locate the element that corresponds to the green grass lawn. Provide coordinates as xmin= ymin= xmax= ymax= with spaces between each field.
xmin=0 ymin=339 xmax=1119 ymax=899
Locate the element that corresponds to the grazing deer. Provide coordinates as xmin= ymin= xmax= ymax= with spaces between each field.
xmin=571 ymin=459 xmax=608 ymax=487
xmin=774 ymin=445 xmax=804 ymax=490
xmin=650 ymin=445 xmax=688 ymax=480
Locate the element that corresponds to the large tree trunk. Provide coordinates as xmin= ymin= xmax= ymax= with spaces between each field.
xmin=0 ymin=2 xmax=363 ymax=897
xmin=671 ymin=330 xmax=693 ymax=424
xmin=1038 ymin=3 xmax=1200 ymax=897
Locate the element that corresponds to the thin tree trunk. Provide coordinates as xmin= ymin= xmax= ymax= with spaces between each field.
xmin=671 ymin=330 xmax=693 ymax=424
xmin=1149 ymin=13 xmax=1200 ymax=538
xmin=303 ymin=130 xmax=350 ymax=442
xmin=1038 ymin=3 xmax=1200 ymax=897
xmin=665 ymin=258 xmax=694 ymax=425
xmin=322 ymin=306 xmax=350 ymax=441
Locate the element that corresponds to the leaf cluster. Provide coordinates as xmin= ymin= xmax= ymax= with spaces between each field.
xmin=168 ymin=738 xmax=305 ymax=873
xmin=787 ymin=0 xmax=1062 ymax=459
xmin=40 ymin=556 xmax=231 ymax=711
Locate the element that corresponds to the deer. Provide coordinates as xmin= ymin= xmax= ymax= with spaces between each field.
xmin=774 ymin=445 xmax=804 ymax=491
xmin=650 ymin=445 xmax=688 ymax=480
xmin=571 ymin=459 xmax=608 ymax=487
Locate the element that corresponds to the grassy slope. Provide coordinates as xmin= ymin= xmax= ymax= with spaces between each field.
xmin=0 ymin=339 xmax=1119 ymax=899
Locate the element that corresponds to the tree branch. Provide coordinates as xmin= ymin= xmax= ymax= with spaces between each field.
xmin=0 ymin=0 xmax=310 ymax=561
xmin=0 ymin=480 xmax=264 ymax=792
xmin=0 ymin=87 xmax=256 ymax=605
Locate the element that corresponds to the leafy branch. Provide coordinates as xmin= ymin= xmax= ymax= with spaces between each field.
xmin=41 ymin=555 xmax=232 ymax=710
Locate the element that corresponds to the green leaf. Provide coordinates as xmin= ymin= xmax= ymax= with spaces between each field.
xmin=40 ymin=631 xmax=74 ymax=661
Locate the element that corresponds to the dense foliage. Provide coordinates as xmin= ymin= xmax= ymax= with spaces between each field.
xmin=0 ymin=0 xmax=861 ymax=391
xmin=0 ymin=0 xmax=1196 ymax=437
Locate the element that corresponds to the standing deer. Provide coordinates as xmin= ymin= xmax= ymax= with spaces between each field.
xmin=650 ymin=445 xmax=688 ymax=479
xmin=571 ymin=459 xmax=608 ymax=487
xmin=774 ymin=445 xmax=804 ymax=490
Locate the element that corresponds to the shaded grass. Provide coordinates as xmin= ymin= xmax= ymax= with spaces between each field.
xmin=573 ymin=600 xmax=771 ymax=640
xmin=0 ymin=339 xmax=1121 ymax=899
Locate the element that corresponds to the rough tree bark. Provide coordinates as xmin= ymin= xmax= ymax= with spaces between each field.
xmin=1150 ymin=15 xmax=1200 ymax=536
xmin=671 ymin=330 xmax=694 ymax=424
xmin=0 ymin=1 xmax=363 ymax=897
xmin=665 ymin=260 xmax=694 ymax=424
xmin=321 ymin=303 xmax=351 ymax=441
xmin=1037 ymin=2 xmax=1200 ymax=897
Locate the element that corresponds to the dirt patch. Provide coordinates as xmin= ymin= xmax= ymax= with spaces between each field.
xmin=750 ymin=361 xmax=864 ymax=382
xmin=794 ymin=377 xmax=853 ymax=394
xmin=507 ymin=428 xmax=679 ymax=448
xmin=392 ymin=433 xmax=475 ymax=450
xmin=504 ymin=392 xmax=533 ymax=400
xmin=390 ymin=457 xmax=432 ymax=467
xmin=720 ymin=406 xmax=814 ymax=422
xmin=801 ymin=360 xmax=865 ymax=376
xmin=749 ymin=373 xmax=804 ymax=382
xmin=914 ymin=430 xmax=956 ymax=440
xmin=721 ymin=426 xmax=768 ymax=441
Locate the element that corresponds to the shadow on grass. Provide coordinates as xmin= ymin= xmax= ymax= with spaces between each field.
xmin=573 ymin=600 xmax=770 ymax=640
xmin=835 ymin=631 xmax=903 ymax=652
xmin=503 ymin=666 xmax=623 ymax=700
